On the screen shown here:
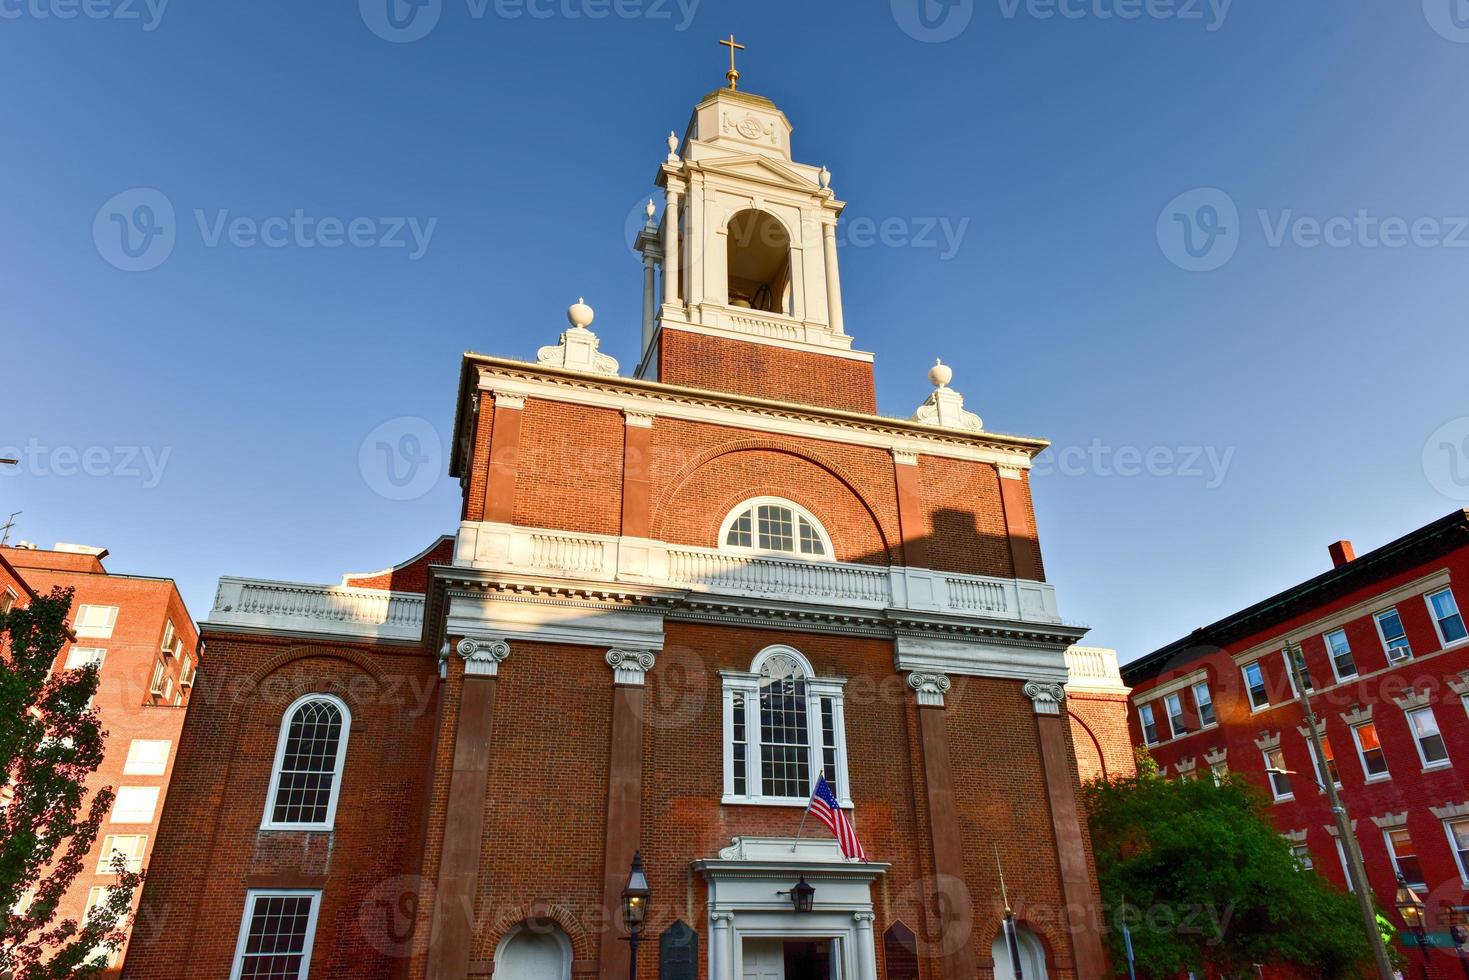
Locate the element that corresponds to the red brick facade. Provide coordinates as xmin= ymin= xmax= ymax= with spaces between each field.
xmin=1123 ymin=511 xmax=1469 ymax=976
xmin=656 ymin=330 xmax=877 ymax=414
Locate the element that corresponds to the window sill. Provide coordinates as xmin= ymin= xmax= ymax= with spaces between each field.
xmin=721 ymin=795 xmax=853 ymax=810
xmin=1272 ymin=795 xmax=1296 ymax=804
xmin=259 ymin=825 xmax=336 ymax=833
xmin=1438 ymin=637 xmax=1469 ymax=654
xmin=1363 ymin=774 xmax=1392 ymax=784
xmin=1422 ymin=762 xmax=1453 ymax=774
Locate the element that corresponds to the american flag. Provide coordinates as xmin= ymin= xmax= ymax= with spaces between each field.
xmin=807 ymin=775 xmax=867 ymax=861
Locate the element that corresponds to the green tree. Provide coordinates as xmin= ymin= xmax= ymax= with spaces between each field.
xmin=1083 ymin=770 xmax=1377 ymax=979
xmin=1 ymin=587 xmax=142 ymax=978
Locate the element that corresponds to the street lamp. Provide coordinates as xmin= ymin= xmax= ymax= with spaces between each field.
xmin=621 ymin=851 xmax=651 ymax=980
xmin=777 ymin=877 xmax=815 ymax=913
xmin=1394 ymin=875 xmax=1430 ymax=980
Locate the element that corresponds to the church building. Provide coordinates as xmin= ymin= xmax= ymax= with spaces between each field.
xmin=125 ymin=65 xmax=1123 ymax=980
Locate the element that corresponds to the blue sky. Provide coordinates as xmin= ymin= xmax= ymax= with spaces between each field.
xmin=3 ymin=0 xmax=1468 ymax=661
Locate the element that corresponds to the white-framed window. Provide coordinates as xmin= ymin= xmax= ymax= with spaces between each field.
xmin=722 ymin=645 xmax=849 ymax=806
xmin=64 ymin=646 xmax=106 ymax=671
xmin=1138 ymin=703 xmax=1161 ymax=745
xmin=73 ymin=605 xmax=118 ymax=639
xmin=229 ymin=889 xmax=322 ymax=980
xmin=1242 ymin=661 xmax=1270 ymax=710
xmin=1282 ymin=648 xmax=1313 ymax=697
xmin=1263 ymin=747 xmax=1292 ymax=800
xmin=1192 ymin=681 xmax=1216 ymax=728
xmin=1304 ymin=737 xmax=1340 ymax=789
xmin=179 ymin=652 xmax=196 ymax=687
xmin=1446 ymin=818 xmax=1469 ymax=884
xmin=123 ymin=739 xmax=172 ymax=776
xmin=1288 ymin=841 xmax=1314 ymax=870
xmin=1163 ymin=693 xmax=1186 ymax=737
xmin=1334 ymin=837 xmax=1354 ymax=892
xmin=1427 ymin=588 xmax=1468 ymax=646
xmin=1210 ymin=760 xmax=1228 ymax=785
xmin=1384 ymin=827 xmax=1425 ymax=889
xmin=148 ymin=659 xmax=166 ymax=697
xmin=1405 ymin=706 xmax=1449 ymax=768
xmin=97 ymin=834 xmax=147 ymax=873
xmin=0 ymin=588 xmax=16 ymax=615
xmin=262 ymin=694 xmax=351 ymax=831
xmin=82 ymin=887 xmax=124 ymax=967
xmin=1350 ymin=722 xmax=1389 ymax=780
xmin=111 ymin=786 xmax=159 ymax=824
xmin=161 ymin=619 xmax=177 ymax=654
xmin=719 ymin=498 xmax=832 ymax=559
xmin=1323 ymin=628 xmax=1357 ymax=681
xmin=1374 ymin=608 xmax=1413 ymax=663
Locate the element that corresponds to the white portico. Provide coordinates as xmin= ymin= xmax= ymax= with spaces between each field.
xmin=693 ymin=837 xmax=888 ymax=980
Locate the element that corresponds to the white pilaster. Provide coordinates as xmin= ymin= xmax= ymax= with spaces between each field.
xmin=710 ymin=912 xmax=734 ymax=980
xmin=853 ymin=912 xmax=878 ymax=980
xmin=663 ymin=187 xmax=682 ymax=306
xmin=822 ymin=220 xmax=845 ymax=335
xmin=641 ymin=253 xmax=657 ymax=355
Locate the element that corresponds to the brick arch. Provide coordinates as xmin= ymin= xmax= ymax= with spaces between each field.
xmin=983 ymin=913 xmax=1063 ymax=976
xmin=485 ymin=902 xmax=594 ymax=965
xmin=1069 ymin=710 xmax=1108 ymax=782
xmin=652 ymin=441 xmax=894 ymax=564
xmin=231 ymin=645 xmax=388 ymax=719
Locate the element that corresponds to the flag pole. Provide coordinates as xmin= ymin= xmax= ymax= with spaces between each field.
xmin=791 ymin=780 xmax=816 ymax=852
xmin=997 ymin=844 xmax=1024 ymax=980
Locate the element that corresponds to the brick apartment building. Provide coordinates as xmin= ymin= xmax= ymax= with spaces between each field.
xmin=1 ymin=541 xmax=200 ymax=971
xmin=1122 ymin=511 xmax=1469 ymax=975
xmin=127 ymin=80 xmax=1133 ymax=980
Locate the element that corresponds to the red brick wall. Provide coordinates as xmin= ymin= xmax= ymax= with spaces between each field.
xmin=509 ymin=399 xmax=625 ymax=536
xmin=125 ymin=632 xmax=438 ymax=980
xmin=657 ymin=330 xmax=877 ymax=414
xmin=1067 ymin=693 xmax=1136 ymax=784
xmin=913 ymin=458 xmax=1017 ymax=578
xmin=342 ymin=537 xmax=454 ymax=593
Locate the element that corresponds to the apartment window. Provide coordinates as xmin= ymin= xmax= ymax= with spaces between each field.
xmin=111 ymin=786 xmax=159 ymax=824
xmin=723 ymin=646 xmax=849 ymax=805
xmin=720 ymin=498 xmax=831 ymax=558
xmin=82 ymin=887 xmax=123 ymax=967
xmin=1210 ymin=761 xmax=1229 ymax=785
xmin=1164 ymin=693 xmax=1186 ymax=737
xmin=1306 ymin=737 xmax=1340 ymax=788
xmin=0 ymin=589 xmax=15 ymax=615
xmin=1283 ymin=649 xmax=1314 ymax=695
xmin=1192 ymin=681 xmax=1216 ymax=728
xmin=1289 ymin=842 xmax=1314 ymax=870
xmin=1406 ymin=707 xmax=1449 ymax=768
xmin=1323 ymin=628 xmax=1357 ymax=680
xmin=161 ymin=619 xmax=177 ymax=654
xmin=1242 ymin=661 xmax=1270 ymax=710
xmin=1375 ymin=608 xmax=1413 ymax=662
xmin=148 ymin=659 xmax=166 ymax=697
xmin=1384 ymin=828 xmax=1425 ymax=889
xmin=1427 ymin=588 xmax=1468 ymax=646
xmin=73 ymin=605 xmax=118 ymax=639
xmin=1334 ymin=837 xmax=1354 ymax=891
xmin=1446 ymin=819 xmax=1469 ymax=883
xmin=229 ymin=890 xmax=322 ymax=980
xmin=1263 ymin=748 xmax=1293 ymax=800
xmin=64 ymin=646 xmax=106 ymax=671
xmin=263 ymin=694 xmax=351 ymax=831
xmin=97 ymin=834 xmax=147 ymax=873
xmin=1138 ymin=703 xmax=1160 ymax=745
xmin=1351 ymin=722 xmax=1389 ymax=779
xmin=123 ymin=739 xmax=171 ymax=776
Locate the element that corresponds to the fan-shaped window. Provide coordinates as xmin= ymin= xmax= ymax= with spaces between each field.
xmin=719 ymin=498 xmax=830 ymax=558
xmin=722 ymin=646 xmax=849 ymax=806
xmin=262 ymin=694 xmax=351 ymax=831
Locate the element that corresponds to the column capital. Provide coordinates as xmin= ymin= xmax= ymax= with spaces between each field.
xmin=710 ymin=911 xmax=735 ymax=926
xmin=1022 ymin=680 xmax=1066 ymax=716
xmin=458 ymin=637 xmax=510 ymax=677
xmin=908 ymin=672 xmax=951 ymax=707
xmin=852 ymin=911 xmax=876 ymax=924
xmin=606 ymin=648 xmax=657 ymax=685
xmin=492 ymin=391 xmax=526 ymax=410
xmin=623 ymin=410 xmax=656 ymax=429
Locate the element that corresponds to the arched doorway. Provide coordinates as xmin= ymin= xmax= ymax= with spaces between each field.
xmin=495 ymin=922 xmax=572 ymax=980
xmin=990 ymin=924 xmax=1047 ymax=980
xmin=725 ymin=209 xmax=792 ymax=314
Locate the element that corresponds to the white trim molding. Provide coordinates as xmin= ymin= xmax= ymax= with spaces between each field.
xmin=1203 ymin=747 xmax=1228 ymax=766
xmin=606 ymin=648 xmax=656 ymax=685
xmin=1340 ymin=704 xmax=1373 ymax=726
xmin=261 ymin=693 xmax=352 ymax=833
xmin=207 ymin=577 xmax=424 ymax=644
xmin=1393 ymin=689 xmax=1433 ymax=711
xmin=1448 ymin=671 xmax=1469 ymax=696
xmin=1371 ymin=812 xmax=1409 ymax=830
xmin=907 ymin=672 xmax=951 ymax=707
xmin=230 ymin=889 xmax=322 ymax=980
xmin=1430 ymin=802 xmax=1469 ymax=820
xmin=1254 ymin=731 xmax=1282 ymax=752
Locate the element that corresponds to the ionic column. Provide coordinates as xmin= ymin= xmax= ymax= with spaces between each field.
xmin=821 ymin=219 xmax=845 ymax=335
xmin=710 ymin=912 xmax=734 ymax=980
xmin=853 ymin=912 xmax=878 ymax=980
xmin=663 ymin=187 xmax=682 ymax=306
xmin=1024 ymin=680 xmax=1108 ymax=979
xmin=598 ymin=649 xmax=656 ymax=980
xmin=426 ymin=637 xmax=510 ymax=980
xmin=641 ymin=252 xmax=657 ymax=356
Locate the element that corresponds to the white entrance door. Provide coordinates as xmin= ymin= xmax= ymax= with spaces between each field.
xmin=742 ymin=939 xmax=785 ymax=980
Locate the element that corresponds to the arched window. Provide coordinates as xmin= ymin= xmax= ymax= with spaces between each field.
xmin=725 ymin=209 xmax=792 ymax=315
xmin=719 ymin=497 xmax=831 ymax=559
xmin=722 ymin=646 xmax=849 ymax=806
xmin=992 ymin=924 xmax=1048 ymax=980
xmin=495 ymin=923 xmax=572 ymax=980
xmin=261 ymin=693 xmax=351 ymax=831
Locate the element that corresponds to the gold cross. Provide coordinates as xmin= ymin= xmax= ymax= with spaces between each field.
xmin=719 ymin=34 xmax=746 ymax=90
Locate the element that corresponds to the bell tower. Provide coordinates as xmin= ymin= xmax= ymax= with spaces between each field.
xmin=634 ymin=42 xmax=876 ymax=413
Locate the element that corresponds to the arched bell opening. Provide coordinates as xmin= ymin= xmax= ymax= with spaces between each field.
xmin=725 ymin=209 xmax=792 ymax=315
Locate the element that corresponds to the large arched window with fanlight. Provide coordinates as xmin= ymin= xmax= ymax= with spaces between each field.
xmin=261 ymin=693 xmax=351 ymax=831
xmin=718 ymin=497 xmax=832 ymax=559
xmin=721 ymin=645 xmax=850 ymax=807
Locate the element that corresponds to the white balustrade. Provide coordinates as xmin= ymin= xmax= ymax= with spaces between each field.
xmin=209 ymin=577 xmax=425 ymax=642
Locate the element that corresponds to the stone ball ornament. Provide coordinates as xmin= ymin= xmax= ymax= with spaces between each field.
xmin=928 ymin=358 xmax=954 ymax=389
xmin=568 ymin=297 xmax=595 ymax=330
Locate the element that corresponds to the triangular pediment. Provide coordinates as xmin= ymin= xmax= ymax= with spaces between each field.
xmin=696 ymin=153 xmax=816 ymax=191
